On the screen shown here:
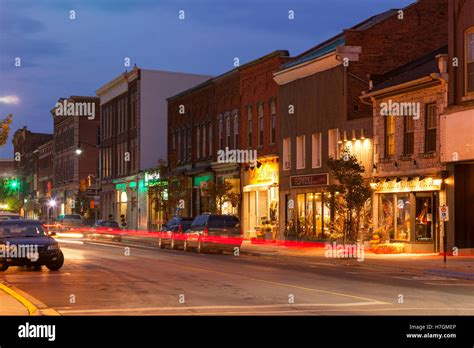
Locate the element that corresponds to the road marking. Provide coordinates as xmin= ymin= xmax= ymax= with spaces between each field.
xmin=0 ymin=282 xmax=39 ymax=315
xmin=58 ymin=301 xmax=384 ymax=314
xmin=69 ymin=240 xmax=389 ymax=305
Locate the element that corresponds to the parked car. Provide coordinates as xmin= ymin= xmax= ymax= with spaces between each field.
xmin=159 ymin=218 xmax=193 ymax=249
xmin=0 ymin=220 xmax=64 ymax=272
xmin=0 ymin=211 xmax=21 ymax=220
xmin=184 ymin=214 xmax=243 ymax=253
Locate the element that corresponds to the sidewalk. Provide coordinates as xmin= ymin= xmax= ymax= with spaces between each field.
xmin=0 ymin=283 xmax=30 ymax=315
xmin=239 ymin=240 xmax=474 ymax=280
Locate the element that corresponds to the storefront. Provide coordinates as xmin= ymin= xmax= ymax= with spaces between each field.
xmin=373 ymin=176 xmax=444 ymax=253
xmin=283 ymin=173 xmax=332 ymax=241
xmin=192 ymin=173 xmax=213 ymax=216
xmin=242 ymin=157 xmax=279 ymax=239
xmin=113 ymin=175 xmax=142 ymax=230
xmin=211 ymin=162 xmax=240 ymax=216
xmin=144 ymin=170 xmax=167 ymax=230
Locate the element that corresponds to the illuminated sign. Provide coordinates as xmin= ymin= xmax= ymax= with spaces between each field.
xmin=249 ymin=160 xmax=278 ymax=185
xmin=115 ymin=183 xmax=126 ymax=191
xmin=375 ymin=177 xmax=441 ymax=193
xmin=145 ymin=171 xmax=161 ymax=187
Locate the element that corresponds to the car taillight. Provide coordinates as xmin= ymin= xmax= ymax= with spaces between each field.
xmin=203 ymin=227 xmax=209 ymax=237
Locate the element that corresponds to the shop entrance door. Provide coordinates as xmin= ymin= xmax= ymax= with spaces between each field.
xmin=415 ymin=193 xmax=434 ymax=242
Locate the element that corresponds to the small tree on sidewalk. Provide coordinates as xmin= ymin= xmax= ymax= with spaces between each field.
xmin=204 ymin=180 xmax=237 ymax=214
xmin=327 ymin=148 xmax=372 ymax=243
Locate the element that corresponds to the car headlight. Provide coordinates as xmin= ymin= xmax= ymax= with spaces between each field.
xmin=47 ymin=244 xmax=60 ymax=251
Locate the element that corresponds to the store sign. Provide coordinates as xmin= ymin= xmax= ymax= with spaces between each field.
xmin=290 ymin=174 xmax=328 ymax=188
xmin=249 ymin=160 xmax=278 ymax=185
xmin=145 ymin=171 xmax=161 ymax=187
xmin=376 ymin=177 xmax=441 ymax=193
xmin=193 ymin=174 xmax=212 ymax=187
xmin=115 ymin=183 xmax=126 ymax=191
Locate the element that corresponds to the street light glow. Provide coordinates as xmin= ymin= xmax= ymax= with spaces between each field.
xmin=48 ymin=199 xmax=57 ymax=207
xmin=75 ymin=148 xmax=83 ymax=155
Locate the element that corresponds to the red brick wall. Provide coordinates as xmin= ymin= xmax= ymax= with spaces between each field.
xmin=346 ymin=0 xmax=448 ymax=120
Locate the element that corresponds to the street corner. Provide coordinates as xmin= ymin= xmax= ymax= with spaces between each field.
xmin=0 ymin=282 xmax=59 ymax=316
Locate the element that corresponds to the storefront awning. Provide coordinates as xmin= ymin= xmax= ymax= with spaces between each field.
xmin=243 ymin=182 xmax=276 ymax=192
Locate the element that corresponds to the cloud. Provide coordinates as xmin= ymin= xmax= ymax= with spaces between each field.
xmin=0 ymin=96 xmax=20 ymax=105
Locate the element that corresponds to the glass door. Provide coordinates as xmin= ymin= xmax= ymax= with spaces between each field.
xmin=415 ymin=192 xmax=433 ymax=242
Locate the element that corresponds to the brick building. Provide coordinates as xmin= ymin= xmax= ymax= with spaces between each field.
xmin=361 ymin=47 xmax=449 ymax=253
xmin=11 ymin=127 xmax=53 ymax=218
xmin=167 ymin=51 xmax=290 ymax=231
xmin=51 ymin=96 xmax=100 ymax=220
xmin=274 ymin=0 xmax=448 ymax=241
xmin=37 ymin=140 xmax=54 ymax=221
xmin=441 ymin=0 xmax=474 ymax=250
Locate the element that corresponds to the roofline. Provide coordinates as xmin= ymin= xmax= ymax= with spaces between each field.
xmin=168 ymin=50 xmax=290 ymax=101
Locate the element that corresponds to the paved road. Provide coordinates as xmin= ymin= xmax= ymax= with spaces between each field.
xmin=1 ymin=237 xmax=473 ymax=315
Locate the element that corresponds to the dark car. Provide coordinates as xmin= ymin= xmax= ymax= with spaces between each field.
xmin=0 ymin=220 xmax=64 ymax=272
xmin=86 ymin=220 xmax=122 ymax=242
xmin=184 ymin=214 xmax=243 ymax=253
xmin=159 ymin=217 xmax=193 ymax=249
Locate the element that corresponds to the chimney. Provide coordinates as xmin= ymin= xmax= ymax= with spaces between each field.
xmin=436 ymin=54 xmax=448 ymax=74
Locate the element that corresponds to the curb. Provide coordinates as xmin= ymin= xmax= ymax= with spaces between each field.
xmin=0 ymin=282 xmax=61 ymax=316
xmin=0 ymin=282 xmax=39 ymax=315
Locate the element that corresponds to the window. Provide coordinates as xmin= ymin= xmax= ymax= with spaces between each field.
xmin=465 ymin=27 xmax=474 ymax=94
xmin=270 ymin=99 xmax=276 ymax=144
xmin=208 ymin=123 xmax=212 ymax=157
xmin=425 ymin=103 xmax=437 ymax=153
xmin=312 ymin=132 xmax=322 ymax=168
xmin=233 ymin=112 xmax=239 ymax=149
xmin=187 ymin=129 xmax=192 ymax=161
xmin=247 ymin=106 xmax=252 ymax=148
xmin=283 ymin=137 xmax=291 ymax=170
xmin=202 ymin=125 xmax=206 ymax=158
xmin=404 ymin=116 xmax=414 ymax=155
xmin=196 ymin=126 xmax=200 ymax=159
xmin=177 ymin=132 xmax=181 ymax=162
xmin=218 ymin=116 xmax=223 ymax=150
xmin=257 ymin=103 xmax=264 ymax=147
xmin=384 ymin=116 xmax=395 ymax=157
xmin=172 ymin=132 xmax=176 ymax=150
xmin=328 ymin=128 xmax=339 ymax=159
xmin=296 ymin=135 xmax=305 ymax=169
xmin=226 ymin=114 xmax=231 ymax=148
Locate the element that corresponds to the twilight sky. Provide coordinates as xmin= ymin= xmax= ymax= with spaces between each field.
xmin=0 ymin=0 xmax=413 ymax=157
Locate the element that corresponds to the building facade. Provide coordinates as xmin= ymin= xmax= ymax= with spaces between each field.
xmin=274 ymin=0 xmax=448 ymax=241
xmin=97 ymin=66 xmax=210 ymax=229
xmin=362 ymin=48 xmax=449 ymax=253
xmin=37 ymin=140 xmax=54 ymax=221
xmin=12 ymin=127 xmax=53 ymax=218
xmin=441 ymin=0 xmax=474 ymax=250
xmin=51 ymin=96 xmax=100 ymax=220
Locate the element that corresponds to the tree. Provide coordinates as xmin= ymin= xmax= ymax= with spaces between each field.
xmin=0 ymin=114 xmax=13 ymax=148
xmin=327 ymin=147 xmax=372 ymax=243
xmin=203 ymin=180 xmax=236 ymax=214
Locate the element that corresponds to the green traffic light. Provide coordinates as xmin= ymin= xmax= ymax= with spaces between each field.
xmin=11 ymin=181 xmax=18 ymax=188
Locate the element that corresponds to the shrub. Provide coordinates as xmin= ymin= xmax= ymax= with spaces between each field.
xmin=373 ymin=243 xmax=405 ymax=254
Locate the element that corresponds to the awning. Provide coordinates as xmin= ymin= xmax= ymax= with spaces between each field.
xmin=243 ymin=182 xmax=277 ymax=192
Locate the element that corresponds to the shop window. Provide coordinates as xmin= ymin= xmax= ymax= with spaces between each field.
xmin=312 ymin=132 xmax=322 ymax=168
xmin=425 ymin=103 xmax=437 ymax=153
xmin=379 ymin=194 xmax=395 ymax=240
xmin=384 ymin=115 xmax=395 ymax=158
xmin=395 ymin=193 xmax=411 ymax=241
xmin=404 ymin=117 xmax=414 ymax=155
xmin=283 ymin=137 xmax=291 ymax=170
xmin=296 ymin=135 xmax=305 ymax=169
xmin=415 ymin=194 xmax=433 ymax=241
xmin=465 ymin=27 xmax=474 ymax=95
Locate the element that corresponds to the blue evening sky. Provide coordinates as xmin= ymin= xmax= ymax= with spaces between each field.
xmin=0 ymin=0 xmax=413 ymax=157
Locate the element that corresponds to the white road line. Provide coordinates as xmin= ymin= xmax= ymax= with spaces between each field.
xmin=58 ymin=301 xmax=385 ymax=314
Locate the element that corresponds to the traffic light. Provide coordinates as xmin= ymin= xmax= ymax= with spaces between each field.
xmin=10 ymin=178 xmax=18 ymax=189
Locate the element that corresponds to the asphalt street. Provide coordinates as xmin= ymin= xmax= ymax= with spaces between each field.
xmin=1 ymin=237 xmax=473 ymax=315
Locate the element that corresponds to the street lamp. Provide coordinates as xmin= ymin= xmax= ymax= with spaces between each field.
xmin=75 ymin=147 xmax=83 ymax=155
